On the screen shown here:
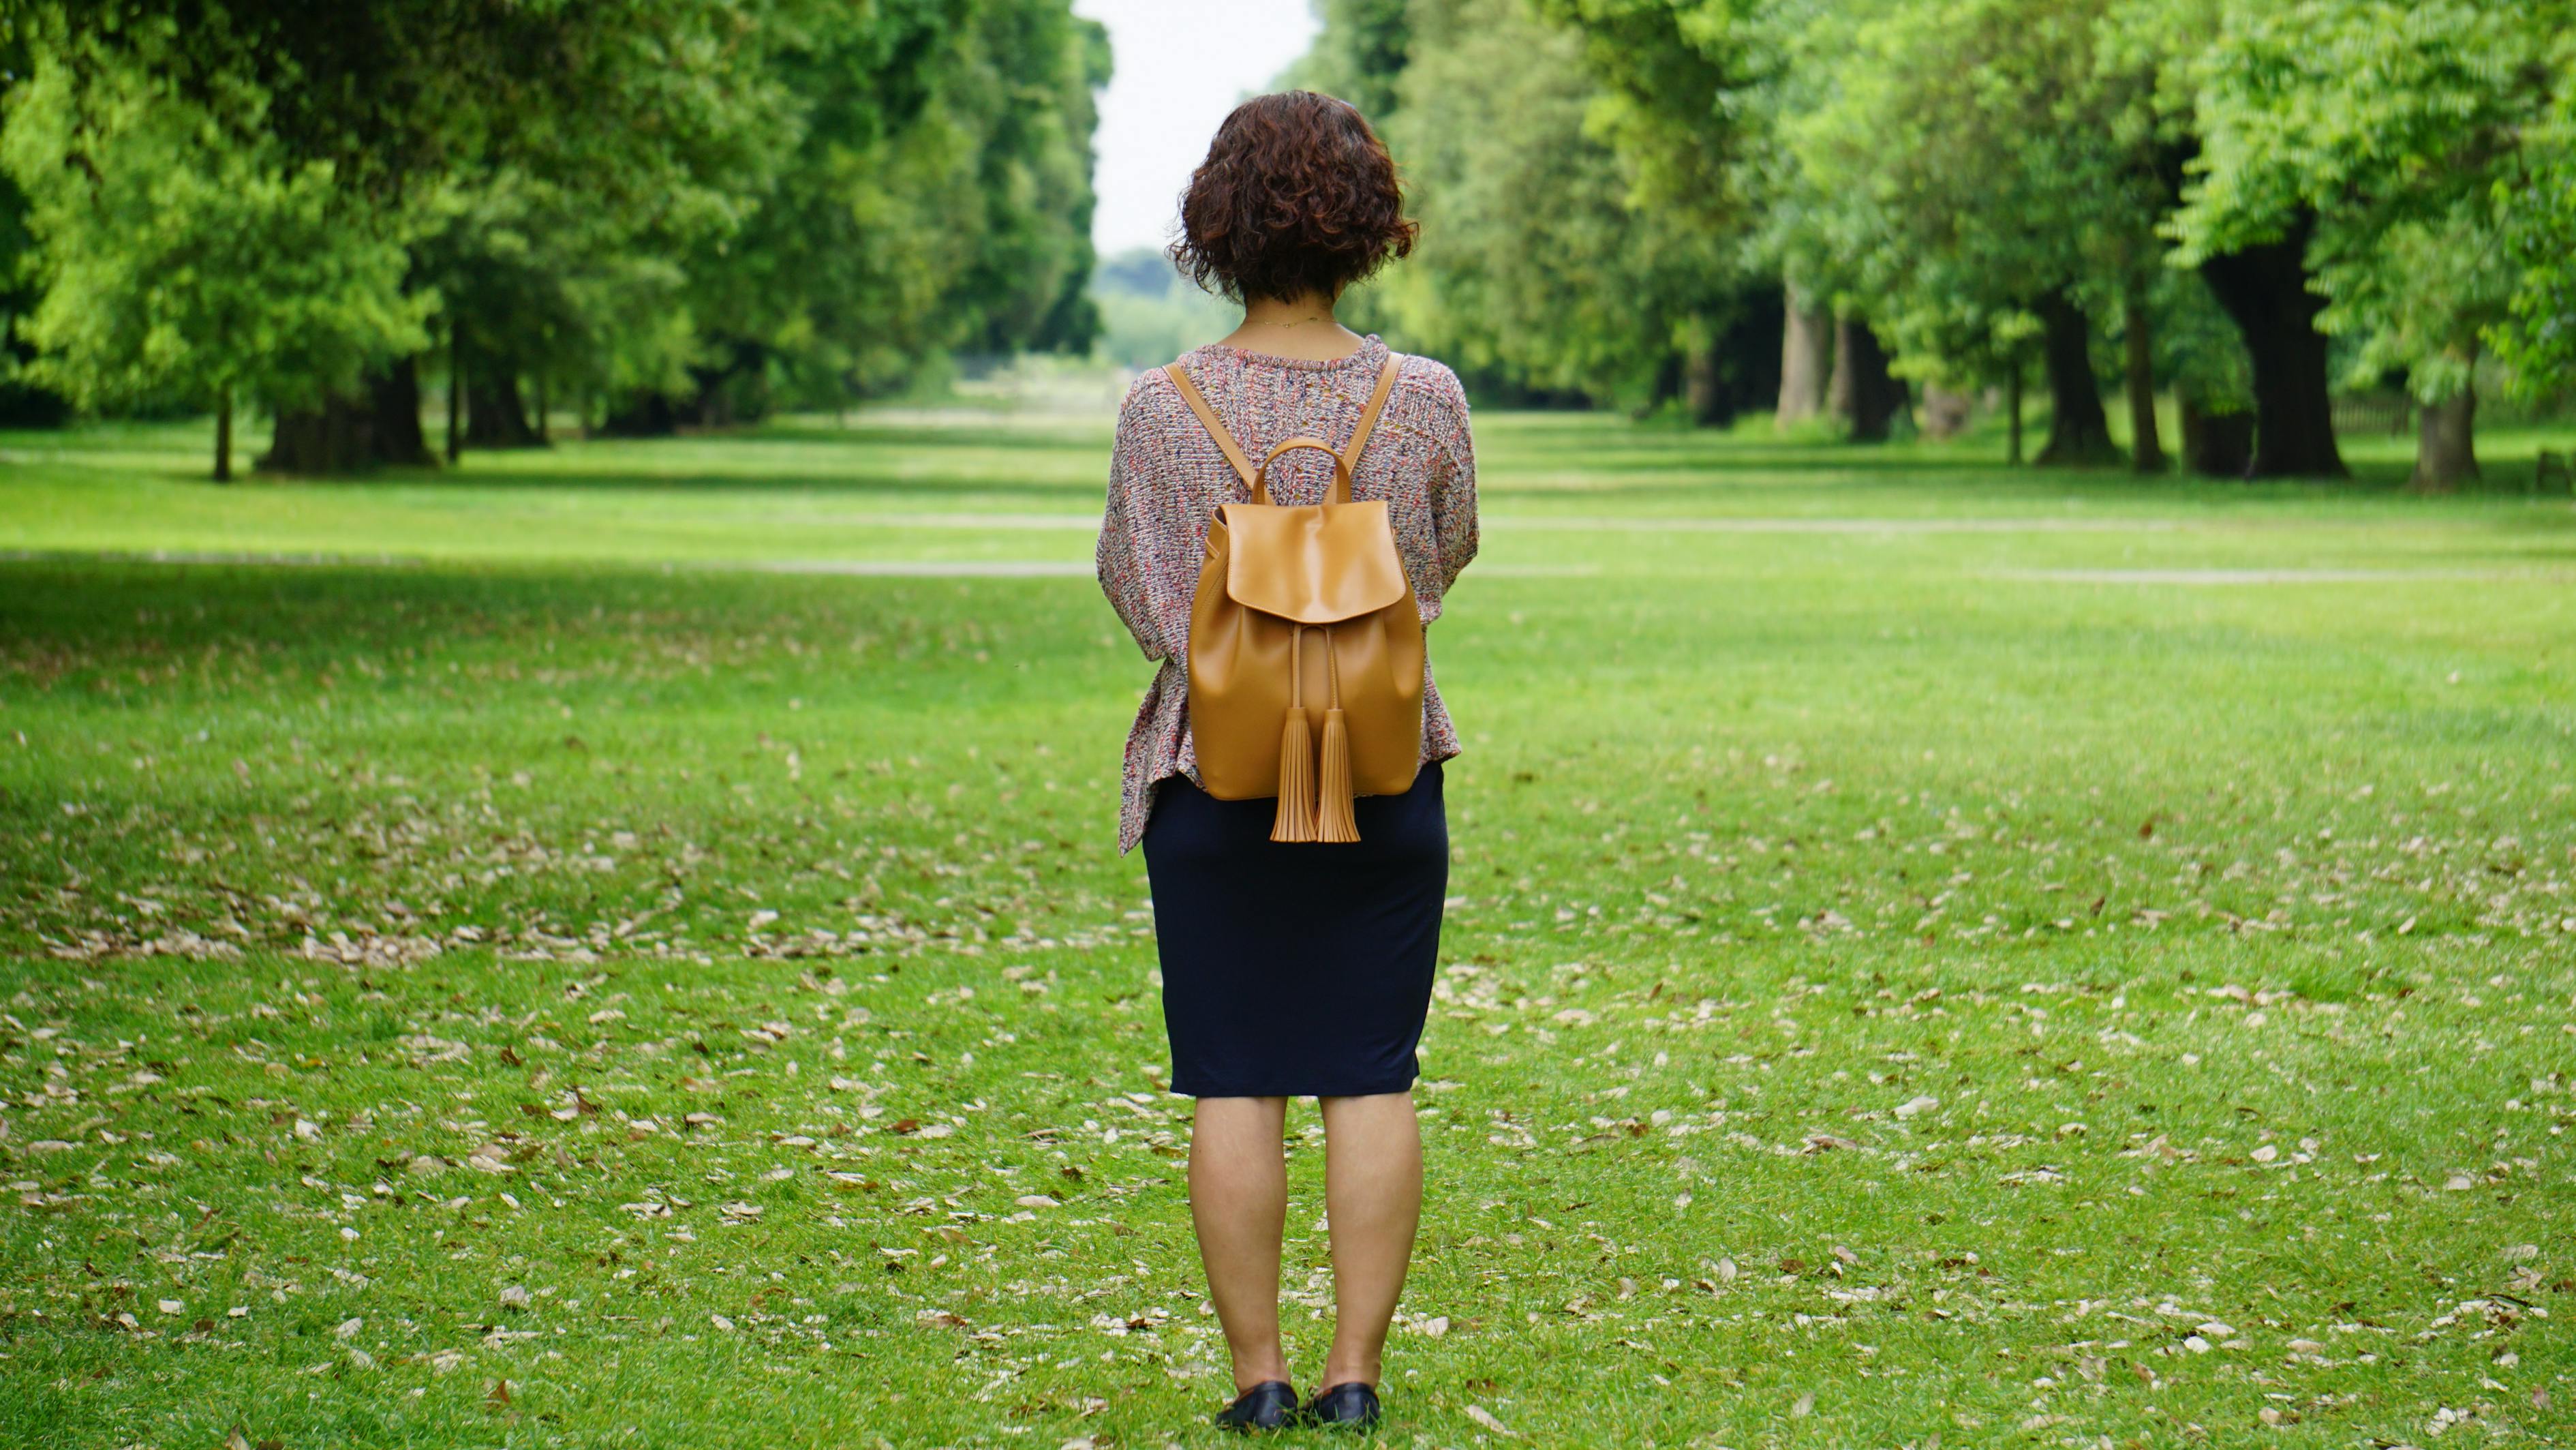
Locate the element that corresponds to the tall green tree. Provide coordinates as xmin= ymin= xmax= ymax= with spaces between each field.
xmin=2494 ymin=42 xmax=2576 ymax=398
xmin=1374 ymin=0 xmax=1744 ymax=414
xmin=1785 ymin=0 xmax=2176 ymax=467
xmin=5 ymin=0 xmax=1105 ymax=470
xmin=1289 ymin=0 xmax=1756 ymax=419
xmin=640 ymin=0 xmax=1107 ymax=429
xmin=1544 ymin=0 xmax=1920 ymax=440
xmin=2164 ymin=0 xmax=2573 ymax=488
xmin=0 ymin=28 xmax=432 ymax=479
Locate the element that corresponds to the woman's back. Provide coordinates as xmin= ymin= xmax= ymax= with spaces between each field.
xmin=1095 ymin=334 xmax=1478 ymax=854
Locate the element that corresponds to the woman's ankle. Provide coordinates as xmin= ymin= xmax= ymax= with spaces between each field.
xmin=1318 ymin=1351 xmax=1381 ymax=1390
xmin=1229 ymin=1351 xmax=1291 ymax=1392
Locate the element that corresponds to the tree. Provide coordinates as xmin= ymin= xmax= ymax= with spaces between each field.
xmin=6 ymin=0 xmax=1106 ymax=470
xmin=1783 ymin=0 xmax=2177 ymax=466
xmin=2164 ymin=0 xmax=2571 ymax=487
xmin=1377 ymin=0 xmax=1744 ymax=412
xmin=1539 ymin=0 xmax=1935 ymax=441
xmin=613 ymin=0 xmax=1107 ymax=429
xmin=1290 ymin=0 xmax=1753 ymax=417
xmin=0 ymin=33 xmax=431 ymax=479
xmin=2494 ymin=50 xmax=2576 ymax=397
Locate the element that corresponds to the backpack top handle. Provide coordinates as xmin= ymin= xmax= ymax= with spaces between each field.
xmin=1253 ymin=438 xmax=1353 ymax=505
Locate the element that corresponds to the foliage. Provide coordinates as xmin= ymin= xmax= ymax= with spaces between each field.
xmin=0 ymin=0 xmax=1105 ymax=445
xmin=1285 ymin=0 xmax=1414 ymax=121
xmin=0 ymin=35 xmax=431 ymax=415
xmin=2157 ymin=0 xmax=2572 ymax=404
xmin=690 ymin=0 xmax=1108 ymax=408
xmin=1290 ymin=0 xmax=1749 ymax=410
xmin=2494 ymin=34 xmax=2576 ymax=394
xmin=1531 ymin=0 xmax=1763 ymax=224
xmin=1370 ymin=0 xmax=1737 ymax=407
xmin=1779 ymin=0 xmax=2167 ymax=385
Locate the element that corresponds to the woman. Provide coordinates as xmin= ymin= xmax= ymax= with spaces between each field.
xmin=1094 ymin=91 xmax=1478 ymax=1434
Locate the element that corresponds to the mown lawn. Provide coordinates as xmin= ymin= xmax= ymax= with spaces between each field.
xmin=1 ymin=403 xmax=2571 ymax=1449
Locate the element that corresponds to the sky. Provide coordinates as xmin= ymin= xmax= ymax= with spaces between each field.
xmin=1071 ymin=0 xmax=1322 ymax=258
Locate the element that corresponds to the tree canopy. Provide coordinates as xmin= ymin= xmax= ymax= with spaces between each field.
xmin=1293 ymin=0 xmax=2576 ymax=483
xmin=0 ymin=0 xmax=1106 ymax=476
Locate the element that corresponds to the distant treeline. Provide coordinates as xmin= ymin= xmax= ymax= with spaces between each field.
xmin=0 ymin=1 xmax=1106 ymax=477
xmin=1291 ymin=0 xmax=2576 ymax=485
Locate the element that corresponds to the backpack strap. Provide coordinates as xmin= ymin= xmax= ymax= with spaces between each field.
xmin=1345 ymin=352 xmax=1402 ymax=467
xmin=1162 ymin=362 xmax=1256 ymax=489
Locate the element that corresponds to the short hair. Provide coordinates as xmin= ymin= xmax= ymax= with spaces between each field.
xmin=1169 ymin=91 xmax=1417 ymax=305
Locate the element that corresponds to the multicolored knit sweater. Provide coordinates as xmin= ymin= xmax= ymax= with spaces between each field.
xmin=1094 ymin=334 xmax=1480 ymax=854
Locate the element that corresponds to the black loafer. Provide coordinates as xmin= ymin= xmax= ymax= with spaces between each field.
xmin=1213 ymin=1380 xmax=1301 ymax=1433
xmin=1304 ymin=1381 xmax=1382 ymax=1430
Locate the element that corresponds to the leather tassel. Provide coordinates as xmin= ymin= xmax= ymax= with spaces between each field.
xmin=1270 ymin=708 xmax=1317 ymax=842
xmin=1316 ymin=707 xmax=1360 ymax=843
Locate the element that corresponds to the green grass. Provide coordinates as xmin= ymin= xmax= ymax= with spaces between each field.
xmin=1 ymin=402 xmax=2571 ymax=1449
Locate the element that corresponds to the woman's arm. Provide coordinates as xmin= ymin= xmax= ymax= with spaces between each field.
xmin=1096 ymin=378 xmax=1184 ymax=661
xmin=1428 ymin=371 xmax=1479 ymax=593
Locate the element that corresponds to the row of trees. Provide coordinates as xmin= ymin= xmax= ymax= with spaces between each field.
xmin=0 ymin=0 xmax=1107 ymax=477
xmin=1295 ymin=0 xmax=2576 ymax=485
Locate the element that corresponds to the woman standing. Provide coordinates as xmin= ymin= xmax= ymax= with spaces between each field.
xmin=1094 ymin=91 xmax=1479 ymax=1434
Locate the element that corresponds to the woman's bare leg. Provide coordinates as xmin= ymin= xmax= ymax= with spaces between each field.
xmin=1189 ymin=1095 xmax=1292 ymax=1393
xmin=1316 ymin=1091 xmax=1422 ymax=1389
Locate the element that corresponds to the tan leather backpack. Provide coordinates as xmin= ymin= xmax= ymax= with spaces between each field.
xmin=1165 ymin=354 xmax=1424 ymax=843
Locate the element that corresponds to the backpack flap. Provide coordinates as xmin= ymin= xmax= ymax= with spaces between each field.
xmin=1216 ymin=500 xmax=1409 ymax=624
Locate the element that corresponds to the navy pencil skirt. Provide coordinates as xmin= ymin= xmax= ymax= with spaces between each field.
xmin=1141 ymin=759 xmax=1447 ymax=1099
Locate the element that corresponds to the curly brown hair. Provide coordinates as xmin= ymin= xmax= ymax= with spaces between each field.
xmin=1169 ymin=91 xmax=1417 ymax=305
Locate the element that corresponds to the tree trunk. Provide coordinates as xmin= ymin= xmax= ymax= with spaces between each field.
xmin=2198 ymin=213 xmax=2346 ymax=478
xmin=1649 ymin=350 xmax=1684 ymax=408
xmin=464 ymin=366 xmax=545 ymax=449
xmin=1833 ymin=316 xmax=1901 ymax=442
xmin=213 ymin=385 xmax=233 ymax=483
xmin=2123 ymin=280 xmax=2165 ymax=474
xmin=1776 ymin=282 xmax=1832 ymax=429
xmin=260 ymin=394 xmax=379 ymax=474
xmin=2007 ymin=364 xmax=2024 ymax=465
xmin=1920 ymin=384 xmax=1973 ymax=440
xmin=370 ymin=356 xmax=435 ymax=468
xmin=2179 ymin=397 xmax=2254 ymax=478
xmin=532 ymin=372 xmax=550 ymax=444
xmin=1685 ymin=336 xmax=1732 ymax=427
xmin=2409 ymin=382 xmax=2479 ymax=492
xmin=2034 ymin=290 xmax=2119 ymax=466
xmin=599 ymin=391 xmax=683 ymax=438
xmin=446 ymin=328 xmax=463 ymax=464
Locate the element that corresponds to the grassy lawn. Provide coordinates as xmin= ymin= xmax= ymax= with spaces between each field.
xmin=1 ymin=402 xmax=2571 ymax=1449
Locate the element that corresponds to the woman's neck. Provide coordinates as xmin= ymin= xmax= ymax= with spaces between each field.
xmin=1216 ymin=290 xmax=1365 ymax=361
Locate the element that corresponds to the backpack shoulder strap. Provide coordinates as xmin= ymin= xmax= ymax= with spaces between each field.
xmin=1161 ymin=361 xmax=1255 ymax=489
xmin=1344 ymin=352 xmax=1402 ymax=468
